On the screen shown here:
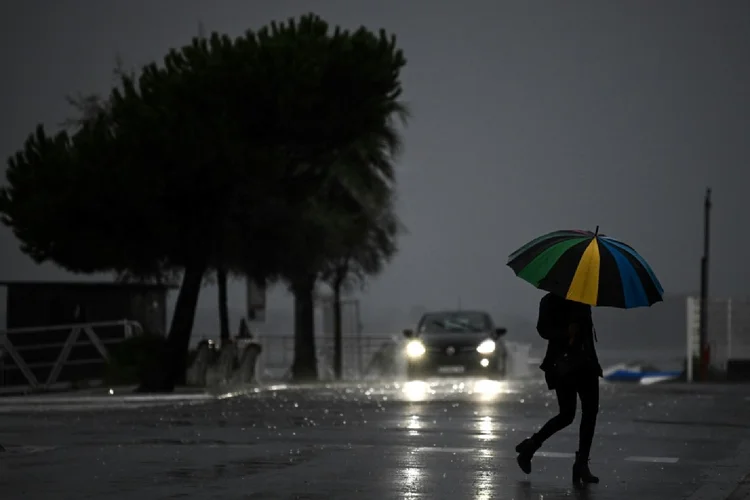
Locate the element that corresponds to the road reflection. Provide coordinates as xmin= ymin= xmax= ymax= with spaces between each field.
xmin=396 ymin=442 xmax=429 ymax=498
xmin=476 ymin=415 xmax=494 ymax=441
xmin=407 ymin=414 xmax=421 ymax=436
xmin=400 ymin=378 xmax=513 ymax=402
xmin=386 ymin=379 xmax=520 ymax=498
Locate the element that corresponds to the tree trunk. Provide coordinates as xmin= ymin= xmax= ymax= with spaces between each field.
xmin=332 ymin=277 xmax=344 ymax=380
xmin=217 ymin=267 xmax=230 ymax=344
xmin=137 ymin=262 xmax=207 ymax=393
xmin=291 ymin=274 xmax=318 ymax=382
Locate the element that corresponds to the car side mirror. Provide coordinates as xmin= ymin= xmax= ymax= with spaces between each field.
xmin=494 ymin=327 xmax=507 ymax=338
xmin=403 ymin=329 xmax=414 ymax=339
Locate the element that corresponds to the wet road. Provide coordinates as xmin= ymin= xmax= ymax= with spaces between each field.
xmin=1 ymin=379 xmax=750 ymax=499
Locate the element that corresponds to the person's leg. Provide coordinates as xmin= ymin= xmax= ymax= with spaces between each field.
xmin=576 ymin=374 xmax=599 ymax=459
xmin=573 ymin=374 xmax=600 ymax=484
xmin=535 ymin=383 xmax=578 ymax=442
xmin=516 ymin=381 xmax=577 ymax=473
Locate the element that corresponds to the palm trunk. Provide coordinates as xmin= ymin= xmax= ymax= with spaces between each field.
xmin=291 ymin=274 xmax=318 ymax=382
xmin=137 ymin=261 xmax=207 ymax=393
xmin=217 ymin=267 xmax=230 ymax=344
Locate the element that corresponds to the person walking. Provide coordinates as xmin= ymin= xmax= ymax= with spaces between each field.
xmin=515 ymin=292 xmax=603 ymax=485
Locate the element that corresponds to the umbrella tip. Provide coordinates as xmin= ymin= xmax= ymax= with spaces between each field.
xmin=594 ymin=225 xmax=599 ymax=236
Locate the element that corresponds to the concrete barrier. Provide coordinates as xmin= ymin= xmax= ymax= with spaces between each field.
xmin=186 ymin=341 xmax=214 ymax=386
xmin=232 ymin=342 xmax=263 ymax=384
xmin=186 ymin=339 xmax=262 ymax=388
xmin=505 ymin=342 xmax=532 ymax=379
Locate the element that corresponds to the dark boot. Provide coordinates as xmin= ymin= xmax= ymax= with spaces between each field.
xmin=572 ymin=451 xmax=599 ymax=485
xmin=515 ymin=435 xmax=541 ymax=474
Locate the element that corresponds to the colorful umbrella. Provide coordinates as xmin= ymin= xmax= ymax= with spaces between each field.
xmin=507 ymin=227 xmax=663 ymax=308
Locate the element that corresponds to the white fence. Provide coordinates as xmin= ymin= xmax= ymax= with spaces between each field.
xmin=0 ymin=320 xmax=142 ymax=392
xmin=257 ymin=334 xmax=394 ymax=381
xmin=685 ymin=296 xmax=750 ymax=381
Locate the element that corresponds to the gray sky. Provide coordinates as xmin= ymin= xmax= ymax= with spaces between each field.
xmin=1 ymin=0 xmax=749 ymax=330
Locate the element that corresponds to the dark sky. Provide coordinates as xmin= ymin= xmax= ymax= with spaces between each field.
xmin=1 ymin=1 xmax=749 ymax=325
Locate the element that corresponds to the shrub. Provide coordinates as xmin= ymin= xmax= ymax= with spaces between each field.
xmin=104 ymin=334 xmax=167 ymax=386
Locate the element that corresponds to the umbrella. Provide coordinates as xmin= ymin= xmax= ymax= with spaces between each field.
xmin=507 ymin=227 xmax=663 ymax=308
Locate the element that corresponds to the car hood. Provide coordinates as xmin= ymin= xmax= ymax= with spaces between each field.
xmin=417 ymin=332 xmax=494 ymax=347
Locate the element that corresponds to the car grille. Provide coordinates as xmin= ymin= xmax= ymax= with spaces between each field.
xmin=426 ymin=345 xmax=478 ymax=355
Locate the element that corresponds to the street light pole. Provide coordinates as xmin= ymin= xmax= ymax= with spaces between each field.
xmin=698 ymin=187 xmax=712 ymax=381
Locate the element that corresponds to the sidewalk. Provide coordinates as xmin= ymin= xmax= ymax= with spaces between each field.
xmin=727 ymin=473 xmax=750 ymax=500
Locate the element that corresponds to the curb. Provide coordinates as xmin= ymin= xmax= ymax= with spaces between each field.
xmin=727 ymin=473 xmax=750 ymax=500
xmin=0 ymin=383 xmax=304 ymax=412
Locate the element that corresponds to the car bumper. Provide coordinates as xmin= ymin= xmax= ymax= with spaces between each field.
xmin=407 ymin=351 xmax=502 ymax=376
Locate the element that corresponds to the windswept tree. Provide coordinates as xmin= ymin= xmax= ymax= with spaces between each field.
xmin=0 ymin=117 xmax=163 ymax=279
xmin=248 ymin=16 xmax=408 ymax=381
xmin=1 ymin=33 xmax=271 ymax=391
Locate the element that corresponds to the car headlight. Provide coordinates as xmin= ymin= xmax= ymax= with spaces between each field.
xmin=477 ymin=339 xmax=496 ymax=354
xmin=406 ymin=340 xmax=426 ymax=358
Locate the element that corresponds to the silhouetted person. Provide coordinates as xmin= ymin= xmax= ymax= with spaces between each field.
xmin=515 ymin=292 xmax=603 ymax=486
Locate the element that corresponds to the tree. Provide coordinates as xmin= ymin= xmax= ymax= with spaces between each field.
xmin=0 ymin=118 xmax=163 ymax=279
xmin=66 ymin=75 xmax=253 ymax=348
xmin=216 ymin=267 xmax=231 ymax=343
xmin=98 ymin=33 xmax=286 ymax=391
xmin=245 ymin=15 xmax=408 ymax=381
xmin=321 ymin=191 xmax=402 ymax=379
xmin=1 ymin=33 xmax=273 ymax=392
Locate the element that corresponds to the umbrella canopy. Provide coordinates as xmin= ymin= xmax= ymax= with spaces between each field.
xmin=507 ymin=227 xmax=663 ymax=308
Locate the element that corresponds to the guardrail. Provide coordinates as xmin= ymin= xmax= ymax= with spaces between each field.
xmin=0 ymin=320 xmax=143 ymax=392
xmin=257 ymin=334 xmax=396 ymax=381
xmin=686 ymin=296 xmax=750 ymax=381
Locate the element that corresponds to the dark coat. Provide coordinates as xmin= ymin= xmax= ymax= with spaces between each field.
xmin=536 ymin=292 xmax=602 ymax=390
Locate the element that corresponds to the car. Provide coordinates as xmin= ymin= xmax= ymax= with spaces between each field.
xmin=403 ymin=310 xmax=507 ymax=379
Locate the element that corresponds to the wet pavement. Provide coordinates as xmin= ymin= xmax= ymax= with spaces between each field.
xmin=1 ymin=378 xmax=750 ymax=499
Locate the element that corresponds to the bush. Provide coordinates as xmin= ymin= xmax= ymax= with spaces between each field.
xmin=104 ymin=334 xmax=167 ymax=386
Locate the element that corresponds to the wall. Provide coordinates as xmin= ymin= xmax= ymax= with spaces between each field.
xmin=0 ymin=283 xmax=169 ymax=388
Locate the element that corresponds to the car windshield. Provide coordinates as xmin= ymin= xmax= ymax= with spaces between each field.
xmin=418 ymin=312 xmax=491 ymax=334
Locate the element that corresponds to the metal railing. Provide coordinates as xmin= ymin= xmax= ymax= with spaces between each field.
xmin=686 ymin=296 xmax=750 ymax=381
xmin=0 ymin=320 xmax=143 ymax=392
xmin=257 ymin=334 xmax=396 ymax=381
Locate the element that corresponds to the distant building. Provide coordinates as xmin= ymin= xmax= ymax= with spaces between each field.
xmin=0 ymin=280 xmax=177 ymax=389
xmin=0 ymin=280 xmax=176 ymax=334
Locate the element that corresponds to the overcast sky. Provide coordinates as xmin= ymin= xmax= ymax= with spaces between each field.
xmin=1 ymin=0 xmax=748 ymax=328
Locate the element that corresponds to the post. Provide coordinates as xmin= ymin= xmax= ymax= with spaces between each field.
xmin=686 ymin=297 xmax=695 ymax=382
xmin=354 ymin=299 xmax=363 ymax=379
xmin=333 ymin=291 xmax=342 ymax=380
xmin=726 ymin=298 xmax=733 ymax=369
xmin=698 ymin=187 xmax=712 ymax=381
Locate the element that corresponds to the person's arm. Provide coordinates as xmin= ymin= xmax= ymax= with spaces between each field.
xmin=591 ymin=338 xmax=603 ymax=376
xmin=586 ymin=309 xmax=603 ymax=376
